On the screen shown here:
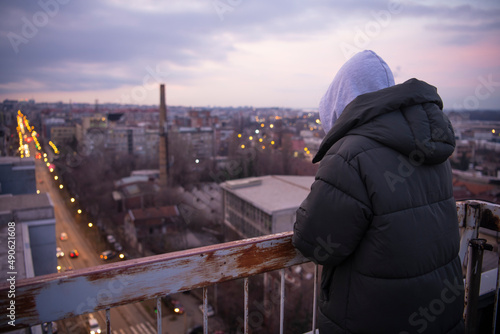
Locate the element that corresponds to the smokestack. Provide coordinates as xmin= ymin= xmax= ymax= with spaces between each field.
xmin=159 ymin=85 xmax=166 ymax=135
xmin=158 ymin=84 xmax=168 ymax=188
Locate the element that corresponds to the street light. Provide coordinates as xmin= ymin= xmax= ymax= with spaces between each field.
xmin=70 ymin=198 xmax=75 ymax=203
xmin=59 ymin=184 xmax=63 ymax=189
xmin=88 ymin=222 xmax=93 ymax=228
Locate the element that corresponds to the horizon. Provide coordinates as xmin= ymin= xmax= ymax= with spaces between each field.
xmin=1 ymin=1 xmax=499 ymax=110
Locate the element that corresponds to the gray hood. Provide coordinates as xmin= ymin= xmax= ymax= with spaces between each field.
xmin=319 ymin=50 xmax=395 ymax=133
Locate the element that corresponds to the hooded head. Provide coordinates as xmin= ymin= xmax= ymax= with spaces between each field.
xmin=319 ymin=50 xmax=395 ymax=133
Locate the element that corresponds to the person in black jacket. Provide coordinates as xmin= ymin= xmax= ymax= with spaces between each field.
xmin=292 ymin=50 xmax=464 ymax=334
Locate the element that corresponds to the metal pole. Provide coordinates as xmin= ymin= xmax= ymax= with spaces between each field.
xmin=492 ymin=252 xmax=500 ymax=334
xmin=280 ymin=269 xmax=285 ymax=334
xmin=244 ymin=277 xmax=249 ymax=334
xmin=106 ymin=308 xmax=110 ymax=334
xmin=312 ymin=264 xmax=318 ymax=333
xmin=465 ymin=238 xmax=491 ymax=334
xmin=157 ymin=297 xmax=162 ymax=334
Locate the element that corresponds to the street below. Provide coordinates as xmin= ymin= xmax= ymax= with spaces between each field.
xmin=35 ymin=155 xmax=220 ymax=334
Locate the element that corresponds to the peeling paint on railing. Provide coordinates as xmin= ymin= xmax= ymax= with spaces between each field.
xmin=0 ymin=200 xmax=498 ymax=333
xmin=0 ymin=231 xmax=308 ymax=332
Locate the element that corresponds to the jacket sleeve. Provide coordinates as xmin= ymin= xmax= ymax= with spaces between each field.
xmin=292 ymin=153 xmax=373 ymax=266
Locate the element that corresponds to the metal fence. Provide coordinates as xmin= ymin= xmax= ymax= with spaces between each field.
xmin=0 ymin=200 xmax=499 ymax=334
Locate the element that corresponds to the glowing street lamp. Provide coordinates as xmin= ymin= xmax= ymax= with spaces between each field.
xmin=70 ymin=198 xmax=75 ymax=203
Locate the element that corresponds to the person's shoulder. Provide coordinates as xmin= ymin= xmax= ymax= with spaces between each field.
xmin=324 ymin=134 xmax=382 ymax=163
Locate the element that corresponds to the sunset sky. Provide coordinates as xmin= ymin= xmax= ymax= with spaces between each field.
xmin=1 ymin=0 xmax=499 ymax=110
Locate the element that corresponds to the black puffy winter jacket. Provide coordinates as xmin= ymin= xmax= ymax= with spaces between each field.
xmin=292 ymin=79 xmax=464 ymax=334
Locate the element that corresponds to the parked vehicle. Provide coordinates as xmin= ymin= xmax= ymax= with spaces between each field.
xmin=162 ymin=296 xmax=185 ymax=314
xmin=56 ymin=247 xmax=64 ymax=258
xmin=106 ymin=235 xmax=116 ymax=244
xmin=114 ymin=242 xmax=123 ymax=251
xmin=88 ymin=314 xmax=101 ymax=334
xmin=69 ymin=249 xmax=79 ymax=258
xmin=60 ymin=232 xmax=68 ymax=241
xmin=43 ymin=321 xmax=58 ymax=333
xmin=100 ymin=250 xmax=117 ymax=261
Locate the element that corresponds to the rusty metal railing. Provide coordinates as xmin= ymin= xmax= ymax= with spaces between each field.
xmin=0 ymin=231 xmax=312 ymax=333
xmin=0 ymin=200 xmax=499 ymax=334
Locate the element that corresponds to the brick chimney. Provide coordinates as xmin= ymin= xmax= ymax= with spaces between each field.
xmin=158 ymin=84 xmax=168 ymax=188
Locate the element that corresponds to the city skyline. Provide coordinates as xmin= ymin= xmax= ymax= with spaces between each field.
xmin=1 ymin=0 xmax=499 ymax=109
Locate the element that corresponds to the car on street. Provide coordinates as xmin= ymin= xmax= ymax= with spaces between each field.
xmin=88 ymin=314 xmax=101 ymax=334
xmin=106 ymin=235 xmax=116 ymax=244
xmin=100 ymin=250 xmax=117 ymax=261
xmin=57 ymin=265 xmax=73 ymax=272
xmin=43 ymin=321 xmax=58 ymax=333
xmin=162 ymin=296 xmax=185 ymax=314
xmin=198 ymin=303 xmax=215 ymax=317
xmin=56 ymin=247 xmax=64 ymax=258
xmin=69 ymin=249 xmax=79 ymax=258
xmin=60 ymin=232 xmax=68 ymax=241
xmin=114 ymin=242 xmax=123 ymax=251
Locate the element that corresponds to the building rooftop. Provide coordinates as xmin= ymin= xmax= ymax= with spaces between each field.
xmin=0 ymin=156 xmax=36 ymax=168
xmin=128 ymin=205 xmax=179 ymax=223
xmin=114 ymin=175 xmax=150 ymax=188
xmin=221 ymin=175 xmax=314 ymax=214
xmin=0 ymin=193 xmax=53 ymax=213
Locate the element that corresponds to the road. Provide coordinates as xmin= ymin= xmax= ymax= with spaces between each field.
xmin=35 ymin=156 xmax=211 ymax=334
xmin=16 ymin=113 xmax=228 ymax=334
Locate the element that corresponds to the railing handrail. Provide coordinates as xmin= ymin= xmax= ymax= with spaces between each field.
xmin=0 ymin=231 xmax=308 ymax=332
xmin=1 ymin=199 xmax=499 ymax=333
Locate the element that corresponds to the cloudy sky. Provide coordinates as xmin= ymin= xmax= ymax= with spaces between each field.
xmin=0 ymin=0 xmax=499 ymax=110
